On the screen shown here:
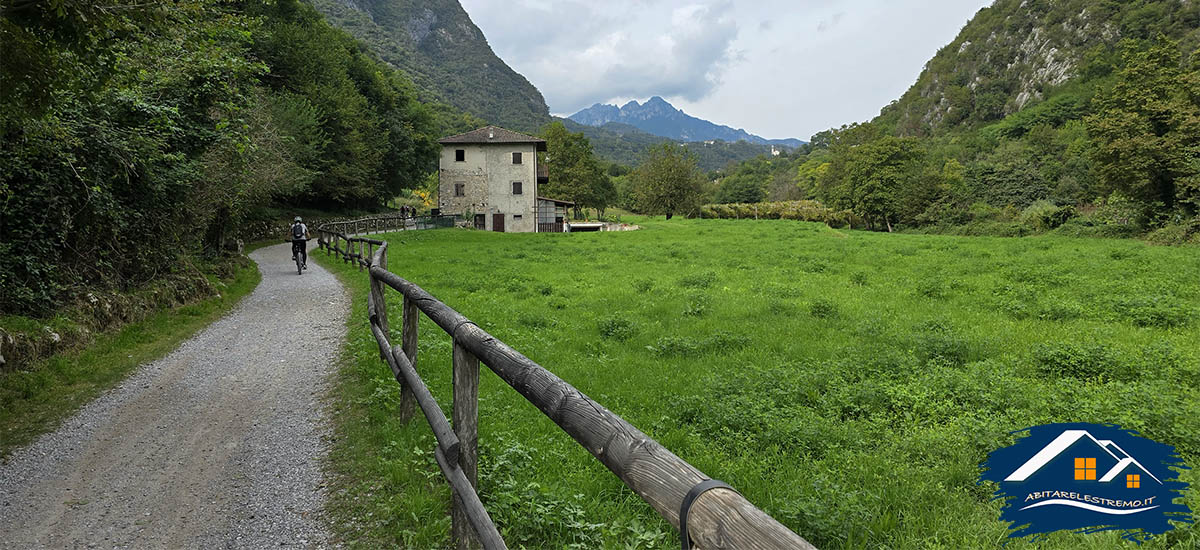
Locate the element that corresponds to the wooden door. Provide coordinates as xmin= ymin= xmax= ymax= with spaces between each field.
xmin=492 ymin=213 xmax=505 ymax=232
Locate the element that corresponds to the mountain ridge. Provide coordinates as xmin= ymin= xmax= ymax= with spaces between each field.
xmin=569 ymin=97 xmax=804 ymax=148
xmin=306 ymin=0 xmax=551 ymax=133
xmin=875 ymin=0 xmax=1200 ymax=136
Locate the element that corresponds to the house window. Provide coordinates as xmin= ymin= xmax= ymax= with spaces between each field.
xmin=512 ymin=181 xmax=522 ymax=195
xmin=513 ymin=215 xmax=523 ymax=221
xmin=455 ymin=149 xmax=465 ymax=162
xmin=454 ymin=183 xmax=465 ymax=197
xmin=1074 ymin=458 xmax=1096 ymax=480
xmin=1127 ymin=474 xmax=1141 ymax=488
xmin=512 ymin=152 xmax=522 ymax=164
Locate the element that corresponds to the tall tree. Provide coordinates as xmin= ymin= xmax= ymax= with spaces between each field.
xmin=540 ymin=121 xmax=610 ymax=218
xmin=1087 ymin=38 xmax=1200 ymax=214
xmin=631 ymin=143 xmax=705 ymax=219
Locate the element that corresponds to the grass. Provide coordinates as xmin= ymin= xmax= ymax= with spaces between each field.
xmin=317 ymin=218 xmax=1199 ymax=549
xmin=0 ymin=258 xmax=261 ymax=457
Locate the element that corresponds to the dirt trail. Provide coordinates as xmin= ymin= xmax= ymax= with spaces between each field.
xmin=0 ymin=243 xmax=348 ymax=549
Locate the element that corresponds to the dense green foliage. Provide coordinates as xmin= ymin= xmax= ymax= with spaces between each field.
xmin=319 ymin=219 xmax=1198 ymax=549
xmin=699 ymin=1 xmax=1200 ymax=236
xmin=308 ymin=0 xmax=552 ymax=133
xmin=631 ymin=144 xmax=706 ymax=219
xmin=880 ymin=0 xmax=1200 ymax=136
xmin=0 ymin=0 xmax=438 ymax=315
xmin=539 ymin=122 xmax=615 ymax=218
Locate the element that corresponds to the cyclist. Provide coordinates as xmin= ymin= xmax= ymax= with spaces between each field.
xmin=290 ymin=216 xmax=309 ymax=270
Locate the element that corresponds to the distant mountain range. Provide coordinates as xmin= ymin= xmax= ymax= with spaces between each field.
xmin=558 ymin=118 xmax=790 ymax=172
xmin=569 ymin=97 xmax=804 ymax=148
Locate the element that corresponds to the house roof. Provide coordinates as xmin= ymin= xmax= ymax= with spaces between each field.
xmin=537 ymin=196 xmax=575 ymax=206
xmin=439 ymin=126 xmax=547 ymax=151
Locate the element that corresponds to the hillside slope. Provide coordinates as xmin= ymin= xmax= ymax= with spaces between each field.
xmin=307 ymin=0 xmax=551 ymax=132
xmin=878 ymin=0 xmax=1200 ymax=136
xmin=559 ymin=118 xmax=791 ymax=172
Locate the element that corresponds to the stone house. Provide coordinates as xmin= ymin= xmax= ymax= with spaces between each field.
xmin=437 ymin=126 xmax=572 ymax=233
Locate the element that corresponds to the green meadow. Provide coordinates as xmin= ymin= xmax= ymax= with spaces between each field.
xmin=317 ymin=218 xmax=1199 ymax=549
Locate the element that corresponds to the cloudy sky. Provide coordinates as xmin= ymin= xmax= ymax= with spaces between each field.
xmin=458 ymin=0 xmax=993 ymax=141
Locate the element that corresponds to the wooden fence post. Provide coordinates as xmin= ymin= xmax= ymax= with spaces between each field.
xmin=452 ymin=339 xmax=481 ymax=550
xmin=399 ymin=296 xmax=418 ymax=422
xmin=369 ymin=250 xmax=389 ymax=363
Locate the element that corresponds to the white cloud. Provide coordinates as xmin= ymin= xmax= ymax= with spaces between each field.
xmin=460 ymin=0 xmax=992 ymax=140
xmin=461 ymin=0 xmax=738 ymax=113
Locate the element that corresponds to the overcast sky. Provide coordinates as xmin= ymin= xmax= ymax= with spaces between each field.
xmin=458 ymin=0 xmax=993 ymax=141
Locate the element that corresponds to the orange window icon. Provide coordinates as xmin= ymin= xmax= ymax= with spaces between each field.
xmin=1074 ymin=458 xmax=1097 ymax=480
xmin=1127 ymin=474 xmax=1141 ymax=489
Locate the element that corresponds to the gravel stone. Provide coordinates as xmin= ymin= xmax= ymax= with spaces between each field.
xmin=0 ymin=243 xmax=348 ymax=549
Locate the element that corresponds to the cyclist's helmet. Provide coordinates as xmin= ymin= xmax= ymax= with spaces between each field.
xmin=294 ymin=216 xmax=303 ymax=223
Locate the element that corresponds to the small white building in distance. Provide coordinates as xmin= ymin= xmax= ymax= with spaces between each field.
xmin=438 ymin=126 xmax=573 ymax=233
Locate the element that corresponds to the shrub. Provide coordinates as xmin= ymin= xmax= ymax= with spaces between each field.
xmin=1093 ymin=192 xmax=1146 ymax=228
xmin=1033 ymin=341 xmax=1122 ymax=380
xmin=912 ymin=320 xmax=970 ymax=366
xmin=597 ymin=317 xmax=635 ymax=341
xmin=682 ymin=295 xmax=709 ymax=317
xmin=968 ymin=202 xmax=1005 ymax=222
xmin=915 ymin=277 xmax=947 ymax=299
xmin=677 ymin=271 xmax=717 ymax=289
xmin=631 ymin=278 xmax=654 ymax=293
xmin=849 ymin=272 xmax=869 ymax=286
xmin=647 ymin=331 xmax=750 ymax=357
xmin=1112 ymin=296 xmax=1192 ymax=328
xmin=809 ymin=298 xmax=839 ymax=319
xmin=1021 ymin=200 xmax=1077 ymax=231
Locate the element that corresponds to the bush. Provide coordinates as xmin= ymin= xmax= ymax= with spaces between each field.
xmin=677 ymin=271 xmax=717 ymax=289
xmin=682 ymin=295 xmax=709 ymax=317
xmin=1112 ymin=296 xmax=1193 ymax=328
xmin=809 ymin=298 xmax=840 ymax=319
xmin=597 ymin=317 xmax=635 ymax=341
xmin=648 ymin=331 xmax=750 ymax=357
xmin=915 ymin=278 xmax=947 ymax=299
xmin=1020 ymin=200 xmax=1077 ymax=231
xmin=912 ymin=320 xmax=970 ymax=366
xmin=1145 ymin=218 xmax=1200 ymax=245
xmin=1033 ymin=341 xmax=1124 ymax=380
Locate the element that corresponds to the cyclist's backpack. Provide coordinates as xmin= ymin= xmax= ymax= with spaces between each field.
xmin=292 ymin=223 xmax=304 ymax=240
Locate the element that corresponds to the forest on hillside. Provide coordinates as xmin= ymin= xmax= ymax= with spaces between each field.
xmin=703 ymin=1 xmax=1200 ymax=240
xmin=0 ymin=0 xmax=442 ymax=315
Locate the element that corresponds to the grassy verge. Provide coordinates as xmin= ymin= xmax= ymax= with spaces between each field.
xmin=0 ymin=258 xmax=261 ymax=457
xmin=319 ymin=218 xmax=1198 ymax=549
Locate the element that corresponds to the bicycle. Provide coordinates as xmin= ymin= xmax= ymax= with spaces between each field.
xmin=289 ymin=238 xmax=311 ymax=275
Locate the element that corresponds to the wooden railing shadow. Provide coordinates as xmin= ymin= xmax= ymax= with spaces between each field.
xmin=317 ymin=216 xmax=816 ymax=550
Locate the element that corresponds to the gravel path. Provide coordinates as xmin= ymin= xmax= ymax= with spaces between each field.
xmin=0 ymin=242 xmax=348 ymax=549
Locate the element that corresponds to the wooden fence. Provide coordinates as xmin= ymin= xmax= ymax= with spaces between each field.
xmin=316 ymin=217 xmax=816 ymax=550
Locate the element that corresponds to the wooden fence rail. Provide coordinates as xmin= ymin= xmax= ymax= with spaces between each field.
xmin=316 ymin=216 xmax=816 ymax=550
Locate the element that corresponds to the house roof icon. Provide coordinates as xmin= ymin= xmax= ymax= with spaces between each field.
xmin=1004 ymin=429 xmax=1162 ymax=484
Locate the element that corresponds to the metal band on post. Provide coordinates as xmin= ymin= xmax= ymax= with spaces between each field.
xmin=680 ymin=479 xmax=735 ymax=550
